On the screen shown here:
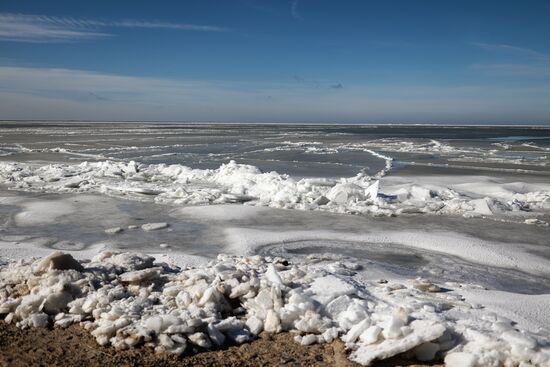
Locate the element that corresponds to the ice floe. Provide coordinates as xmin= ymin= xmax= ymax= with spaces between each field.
xmin=0 ymin=251 xmax=549 ymax=365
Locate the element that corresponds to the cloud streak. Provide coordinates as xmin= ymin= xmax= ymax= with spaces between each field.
xmin=471 ymin=63 xmax=550 ymax=77
xmin=471 ymin=42 xmax=550 ymax=78
xmin=290 ymin=0 xmax=301 ymax=19
xmin=0 ymin=13 xmax=228 ymax=42
xmin=1 ymin=66 xmax=550 ymax=123
xmin=472 ymin=42 xmax=550 ymax=62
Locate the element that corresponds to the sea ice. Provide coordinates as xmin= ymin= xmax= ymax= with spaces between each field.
xmin=1 ymin=160 xmax=549 ymax=224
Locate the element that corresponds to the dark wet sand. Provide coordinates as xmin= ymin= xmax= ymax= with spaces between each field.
xmin=0 ymin=322 xmax=441 ymax=367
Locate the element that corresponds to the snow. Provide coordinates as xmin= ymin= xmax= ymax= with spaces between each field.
xmin=1 ymin=251 xmax=549 ymax=366
xmin=461 ymin=289 xmax=550 ymax=332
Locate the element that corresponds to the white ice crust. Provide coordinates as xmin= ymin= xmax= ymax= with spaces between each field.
xmin=1 ymin=160 xmax=549 ymax=224
xmin=1 ymin=251 xmax=549 ymax=366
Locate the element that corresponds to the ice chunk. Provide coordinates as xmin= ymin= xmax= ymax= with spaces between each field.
xmin=359 ymin=325 xmax=381 ymax=345
xmin=314 ymin=196 xmax=330 ymax=205
xmin=327 ymin=183 xmax=364 ymax=204
xmin=343 ymin=318 xmax=370 ymax=343
xmin=444 ymin=352 xmax=477 ymax=367
xmin=382 ymin=317 xmax=404 ymax=339
xmin=265 ymin=264 xmax=283 ymax=285
xmin=105 ymin=227 xmax=123 ymax=235
xmin=308 ymin=275 xmax=356 ymax=304
xmin=145 ymin=316 xmax=164 ymax=334
xmin=298 ymin=334 xmax=318 ymax=346
xmin=254 ymin=289 xmax=274 ymax=310
xmin=351 ymin=320 xmax=445 ymax=365
xmin=264 ymin=309 xmax=281 ymax=333
xmin=365 ymin=180 xmax=379 ymax=200
xmin=41 ymin=292 xmax=73 ymax=314
xmin=33 ymin=251 xmax=83 ymax=273
xmin=321 ymin=327 xmax=339 ymax=343
xmin=325 ymin=295 xmax=353 ymax=319
xmin=101 ymin=252 xmax=155 ymax=270
xmin=470 ymin=198 xmax=493 ymax=216
xmin=119 ymin=268 xmax=160 ymax=284
xmin=410 ymin=185 xmax=431 ymax=201
xmin=188 ymin=333 xmax=211 ymax=348
xmin=29 ymin=313 xmax=49 ymax=327
xmin=141 ymin=222 xmax=169 ymax=231
xmin=246 ymin=316 xmax=263 ymax=335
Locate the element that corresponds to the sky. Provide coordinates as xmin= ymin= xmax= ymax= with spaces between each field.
xmin=1 ymin=0 xmax=550 ymax=124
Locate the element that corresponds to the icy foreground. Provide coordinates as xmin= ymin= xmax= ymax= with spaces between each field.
xmin=1 ymin=160 xmax=549 ymax=223
xmin=1 ymin=252 xmax=549 ymax=366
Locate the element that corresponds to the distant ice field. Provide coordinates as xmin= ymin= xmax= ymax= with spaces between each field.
xmin=1 ymin=122 xmax=549 ymax=178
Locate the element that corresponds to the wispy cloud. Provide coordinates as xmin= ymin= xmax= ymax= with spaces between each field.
xmin=471 ymin=42 xmax=550 ymax=78
xmin=88 ymin=91 xmax=109 ymax=101
xmin=293 ymin=75 xmax=319 ymax=88
xmin=293 ymin=75 xmax=344 ymax=89
xmin=1 ymin=66 xmax=549 ymax=123
xmin=471 ymin=63 xmax=550 ymax=77
xmin=0 ymin=13 xmax=228 ymax=42
xmin=472 ymin=42 xmax=550 ymax=62
xmin=290 ymin=0 xmax=301 ymax=19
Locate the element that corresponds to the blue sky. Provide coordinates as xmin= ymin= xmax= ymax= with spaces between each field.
xmin=1 ymin=0 xmax=550 ymax=123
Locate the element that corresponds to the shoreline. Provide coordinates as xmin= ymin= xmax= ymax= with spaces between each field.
xmin=0 ymin=322 xmax=440 ymax=367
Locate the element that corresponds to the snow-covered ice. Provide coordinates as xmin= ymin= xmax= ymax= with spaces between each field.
xmin=1 ymin=159 xmax=549 ymax=225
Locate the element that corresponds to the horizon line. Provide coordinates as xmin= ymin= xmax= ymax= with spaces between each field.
xmin=1 ymin=120 xmax=550 ymax=128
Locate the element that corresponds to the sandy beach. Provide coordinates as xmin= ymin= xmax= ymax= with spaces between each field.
xmin=0 ymin=322 xmax=445 ymax=367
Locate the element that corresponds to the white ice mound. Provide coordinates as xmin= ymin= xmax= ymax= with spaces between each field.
xmin=2 ymin=160 xmax=549 ymax=223
xmin=1 ymin=252 xmax=549 ymax=365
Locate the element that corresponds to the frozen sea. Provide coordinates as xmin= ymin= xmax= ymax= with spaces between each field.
xmin=1 ymin=122 xmax=550 ymax=289
xmin=1 ymin=122 xmax=550 ymax=364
